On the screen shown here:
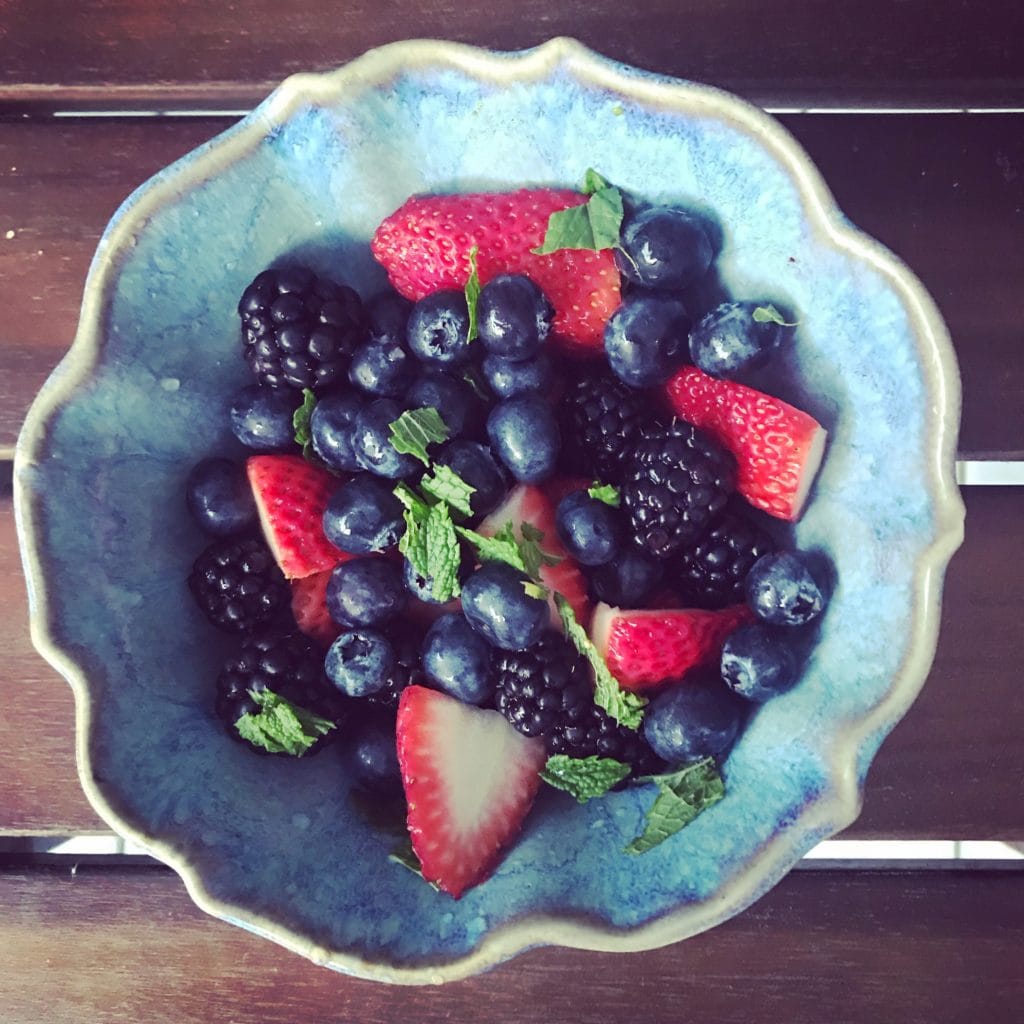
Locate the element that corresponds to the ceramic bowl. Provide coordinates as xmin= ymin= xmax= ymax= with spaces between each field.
xmin=15 ymin=38 xmax=964 ymax=983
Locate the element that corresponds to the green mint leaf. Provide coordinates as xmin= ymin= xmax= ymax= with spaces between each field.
xmin=587 ymin=482 xmax=621 ymax=507
xmin=625 ymin=757 xmax=726 ymax=855
xmin=234 ymin=688 xmax=335 ymax=757
xmin=421 ymin=464 xmax=475 ymax=518
xmin=518 ymin=522 xmax=561 ymax=579
xmin=388 ymin=407 xmax=450 ymax=467
xmin=293 ymin=388 xmax=317 ymax=447
xmin=531 ymin=186 xmax=625 ymax=255
xmin=752 ymin=304 xmax=798 ymax=327
xmin=464 ymin=245 xmax=481 ymax=342
xmin=582 ymin=168 xmax=611 ymax=195
xmin=456 ymin=522 xmax=527 ymax=573
xmin=541 ymin=754 xmax=630 ymax=803
xmin=522 ymin=580 xmax=548 ymax=601
xmin=388 ymin=839 xmax=440 ymax=891
xmin=555 ymin=594 xmax=647 ymax=730
xmin=393 ymin=482 xmax=431 ymax=518
xmin=424 ymin=502 xmax=462 ymax=602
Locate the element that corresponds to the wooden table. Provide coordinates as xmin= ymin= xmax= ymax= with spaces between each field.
xmin=2 ymin=4 xmax=1022 ymax=1021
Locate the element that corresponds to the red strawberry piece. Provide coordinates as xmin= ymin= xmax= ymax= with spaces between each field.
xmin=371 ymin=190 xmax=621 ymax=355
xmin=291 ymin=570 xmax=345 ymax=647
xmin=666 ymin=367 xmax=827 ymax=521
xmin=590 ymin=602 xmax=753 ymax=690
xmin=479 ymin=483 xmax=591 ymax=628
xmin=397 ymin=685 xmax=546 ymax=899
xmin=247 ymin=455 xmax=347 ymax=579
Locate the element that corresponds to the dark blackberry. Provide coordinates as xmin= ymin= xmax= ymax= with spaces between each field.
xmin=215 ymin=631 xmax=351 ymax=753
xmin=367 ymin=625 xmax=426 ymax=711
xmin=559 ymin=372 xmax=662 ymax=483
xmin=622 ymin=421 xmax=735 ymax=558
xmin=238 ymin=266 xmax=368 ymax=391
xmin=494 ymin=632 xmax=593 ymax=738
xmin=548 ymin=704 xmax=665 ymax=779
xmin=188 ymin=535 xmax=291 ymax=634
xmin=675 ymin=504 xmax=777 ymax=609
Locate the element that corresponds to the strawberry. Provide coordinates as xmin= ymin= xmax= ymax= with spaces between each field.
xmin=247 ymin=455 xmax=347 ymax=579
xmin=479 ymin=484 xmax=591 ymax=628
xmin=397 ymin=685 xmax=546 ymax=898
xmin=290 ymin=570 xmax=344 ymax=647
xmin=371 ymin=189 xmax=621 ymax=354
xmin=590 ymin=602 xmax=753 ymax=690
xmin=666 ymin=367 xmax=827 ymax=521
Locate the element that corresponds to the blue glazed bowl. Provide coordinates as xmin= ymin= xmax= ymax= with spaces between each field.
xmin=16 ymin=39 xmax=964 ymax=982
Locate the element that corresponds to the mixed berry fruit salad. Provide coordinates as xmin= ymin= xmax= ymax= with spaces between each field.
xmin=184 ymin=172 xmax=830 ymax=898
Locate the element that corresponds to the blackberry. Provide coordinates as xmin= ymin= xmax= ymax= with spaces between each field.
xmin=559 ymin=372 xmax=662 ymax=483
xmin=238 ymin=266 xmax=368 ymax=391
xmin=367 ymin=625 xmax=426 ymax=711
xmin=675 ymin=504 xmax=776 ymax=609
xmin=494 ymin=632 xmax=592 ymax=738
xmin=622 ymin=421 xmax=735 ymax=558
xmin=215 ymin=631 xmax=350 ymax=752
xmin=549 ymin=704 xmax=665 ymax=779
xmin=188 ymin=535 xmax=290 ymax=634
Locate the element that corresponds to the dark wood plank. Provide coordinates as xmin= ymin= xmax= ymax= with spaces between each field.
xmin=2 ymin=486 xmax=1022 ymax=838
xmin=2 ymin=1 xmax=1023 ymax=110
xmin=0 ymin=866 xmax=1021 ymax=1023
xmin=1 ymin=113 xmax=1023 ymax=456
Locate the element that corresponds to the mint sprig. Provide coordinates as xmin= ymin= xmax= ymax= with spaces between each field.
xmin=457 ymin=521 xmax=527 ymax=573
xmin=519 ymin=522 xmax=561 ymax=578
xmin=541 ymin=754 xmax=630 ymax=803
xmin=388 ymin=407 xmax=450 ymax=467
xmin=293 ymin=388 xmax=317 ymax=448
xmin=555 ymin=594 xmax=647 ymax=730
xmin=532 ymin=185 xmax=625 ymax=255
xmin=464 ymin=245 xmax=481 ymax=342
xmin=397 ymin=494 xmax=462 ymax=603
xmin=234 ymin=689 xmax=335 ymax=757
xmin=421 ymin=463 xmax=475 ymax=517
xmin=625 ymin=758 xmax=725 ymax=854
xmin=582 ymin=168 xmax=611 ymax=195
xmin=752 ymin=304 xmax=798 ymax=327
xmin=587 ymin=482 xmax=620 ymax=507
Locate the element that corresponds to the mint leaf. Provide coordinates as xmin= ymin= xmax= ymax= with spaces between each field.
xmin=293 ymin=388 xmax=316 ymax=447
xmin=456 ymin=522 xmax=527 ymax=573
xmin=234 ymin=688 xmax=335 ymax=757
xmin=389 ymin=839 xmax=440 ymax=891
xmin=587 ymin=482 xmax=621 ymax=507
xmin=555 ymin=594 xmax=647 ymax=730
xmin=532 ymin=186 xmax=625 ymax=255
xmin=465 ymin=245 xmax=481 ymax=342
xmin=388 ymin=407 xmax=450 ymax=467
xmin=541 ymin=754 xmax=630 ymax=803
xmin=518 ymin=521 xmax=561 ymax=579
xmin=582 ymin=168 xmax=611 ymax=195
xmin=752 ymin=304 xmax=798 ymax=327
xmin=421 ymin=464 xmax=475 ymax=518
xmin=522 ymin=580 xmax=548 ymax=601
xmin=625 ymin=758 xmax=726 ymax=855
xmin=393 ymin=482 xmax=431 ymax=517
xmin=424 ymin=502 xmax=462 ymax=602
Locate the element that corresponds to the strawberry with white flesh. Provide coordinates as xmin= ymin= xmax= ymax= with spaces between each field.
xmin=591 ymin=602 xmax=753 ymax=690
xmin=666 ymin=366 xmax=827 ymax=521
xmin=371 ymin=189 xmax=621 ymax=355
xmin=397 ymin=685 xmax=546 ymax=899
xmin=290 ymin=570 xmax=344 ymax=647
xmin=479 ymin=484 xmax=591 ymax=628
xmin=247 ymin=455 xmax=347 ymax=579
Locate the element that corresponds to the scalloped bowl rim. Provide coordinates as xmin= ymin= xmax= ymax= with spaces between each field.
xmin=15 ymin=37 xmax=965 ymax=983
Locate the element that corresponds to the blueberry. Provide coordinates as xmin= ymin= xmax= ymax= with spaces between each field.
xmin=603 ymin=294 xmax=691 ymax=388
xmin=421 ymin=613 xmax=495 ymax=705
xmin=348 ymin=337 xmax=415 ymax=397
xmin=434 ymin=440 xmax=507 ymax=519
xmin=689 ymin=301 xmax=786 ymax=379
xmin=185 ymin=458 xmax=257 ymax=537
xmin=461 ymin=562 xmax=549 ymax=651
xmin=487 ymin=395 xmax=560 ymax=484
xmin=406 ymin=290 xmax=472 ymax=367
xmin=326 ymin=556 xmax=406 ymax=628
xmin=348 ymin=707 xmax=402 ymax=795
xmin=322 ymin=474 xmax=404 ymax=554
xmin=405 ymin=370 xmax=479 ymax=437
xmin=555 ymin=490 xmax=623 ymax=567
xmin=229 ymin=385 xmax=299 ymax=451
xmin=350 ymin=398 xmax=419 ymax=479
xmin=325 ymin=628 xmax=394 ymax=697
xmin=477 ymin=274 xmax=553 ymax=361
xmin=721 ymin=623 xmax=800 ymax=702
xmin=643 ymin=676 xmax=748 ymax=765
xmin=310 ymin=392 xmax=364 ymax=472
xmin=366 ymin=290 xmax=413 ymax=347
xmin=482 ymin=351 xmax=553 ymax=399
xmin=615 ymin=206 xmax=713 ymax=290
xmin=588 ymin=545 xmax=664 ymax=606
xmin=746 ymin=551 xmax=826 ymax=626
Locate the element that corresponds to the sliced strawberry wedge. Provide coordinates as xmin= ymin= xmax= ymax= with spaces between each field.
xmin=397 ymin=686 xmax=546 ymax=899
xmin=666 ymin=367 xmax=827 ymax=521
xmin=290 ymin=570 xmax=344 ymax=647
xmin=591 ymin=602 xmax=752 ymax=690
xmin=247 ymin=455 xmax=347 ymax=579
xmin=479 ymin=484 xmax=591 ymax=628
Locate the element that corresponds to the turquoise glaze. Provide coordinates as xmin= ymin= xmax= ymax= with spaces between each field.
xmin=16 ymin=40 xmax=963 ymax=983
